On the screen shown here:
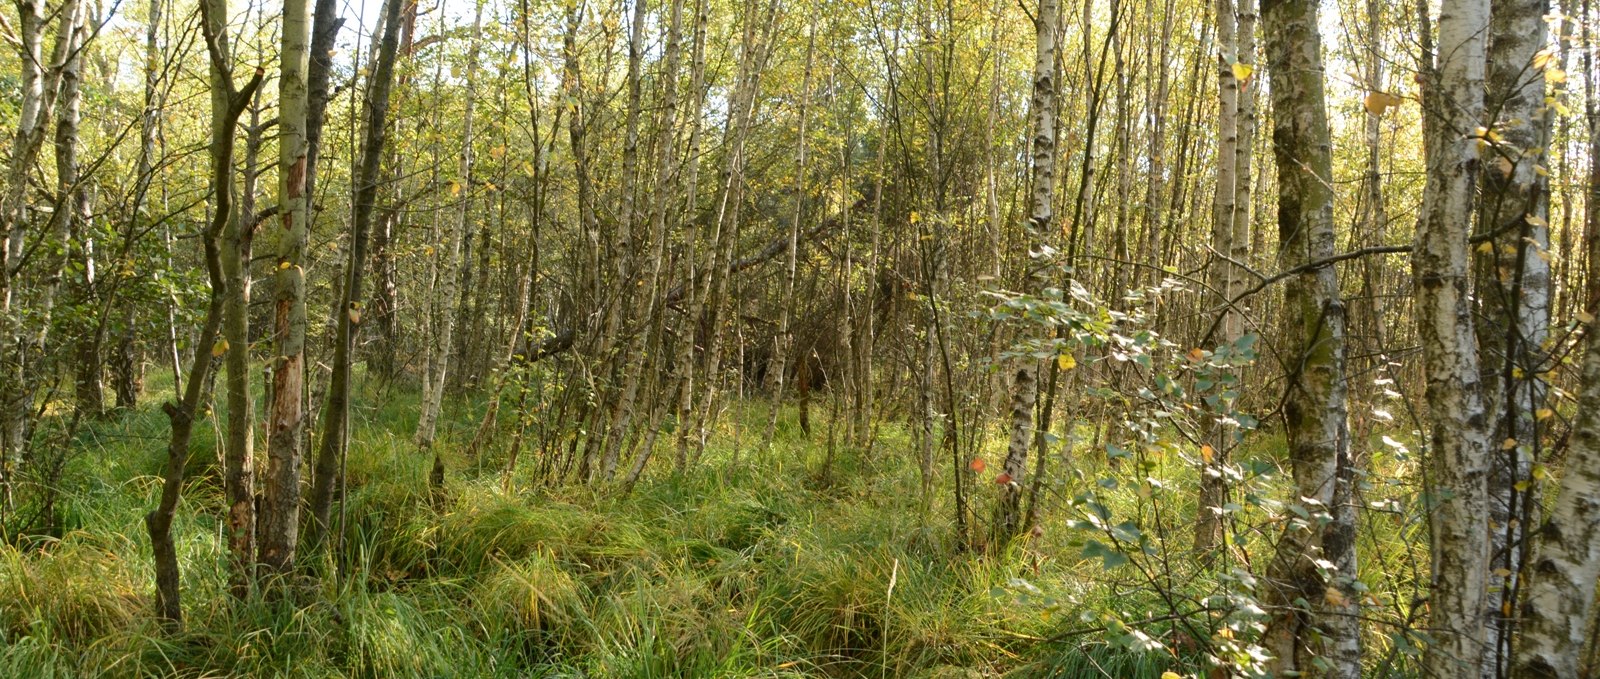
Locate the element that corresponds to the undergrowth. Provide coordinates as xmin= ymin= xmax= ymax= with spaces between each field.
xmin=0 ymin=382 xmax=1336 ymax=677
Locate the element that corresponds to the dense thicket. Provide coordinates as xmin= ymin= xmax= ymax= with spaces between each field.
xmin=1 ymin=0 xmax=1598 ymax=675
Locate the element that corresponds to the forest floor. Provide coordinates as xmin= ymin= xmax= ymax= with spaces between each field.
xmin=1 ymin=379 xmax=1222 ymax=678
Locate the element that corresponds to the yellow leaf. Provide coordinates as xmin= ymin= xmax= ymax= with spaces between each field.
xmin=489 ymin=145 xmax=506 ymax=160
xmin=1057 ymin=353 xmax=1076 ymax=370
xmin=1536 ymin=408 xmax=1554 ymax=421
xmin=1363 ymin=92 xmax=1387 ymax=115
xmin=450 ymin=180 xmax=462 ymax=197
xmin=1546 ymin=67 xmax=1567 ymax=84
xmin=1477 ymin=241 xmax=1496 ymax=255
xmin=1325 ymin=586 xmax=1348 ymax=607
xmin=1502 ymin=438 xmax=1519 ymax=450
xmin=279 ymin=260 xmax=292 ymax=270
xmin=1534 ymin=49 xmax=1558 ymax=71
xmin=1231 ymin=62 xmax=1254 ymax=82
xmin=1495 ymin=156 xmax=1515 ymax=177
xmin=1162 ymin=673 xmax=1184 ymax=679
xmin=1532 ymin=464 xmax=1549 ymax=480
xmin=1364 ymin=91 xmax=1404 ymax=116
xmin=212 ymin=339 xmax=230 ymax=357
xmin=1200 ymin=443 xmax=1215 ymax=464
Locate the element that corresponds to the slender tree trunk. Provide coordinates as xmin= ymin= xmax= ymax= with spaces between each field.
xmin=597 ymin=0 xmax=660 ymax=480
xmin=259 ymin=0 xmax=312 ymax=574
xmin=693 ymin=0 xmax=780 ymax=464
xmin=618 ymin=0 xmax=690 ymax=482
xmin=762 ymin=28 xmax=815 ymax=455
xmin=148 ymin=4 xmax=262 ymax=623
xmin=1509 ymin=302 xmax=1600 ymax=679
xmin=148 ymin=246 xmax=226 ymax=628
xmin=994 ymin=0 xmax=1058 ymax=543
xmin=417 ymin=1 xmax=483 ymax=490
xmin=210 ymin=0 xmax=258 ymax=594
xmin=308 ymin=0 xmax=404 ymax=553
xmin=673 ymin=0 xmax=710 ymax=469
xmin=1415 ymin=0 xmax=1494 ymax=673
xmin=1257 ymin=0 xmax=1360 ymax=672
xmin=1198 ymin=0 xmax=1241 ymax=553
xmin=0 ymin=0 xmax=83 ymax=510
xmin=50 ymin=5 xmax=95 ymax=418
xmin=1475 ymin=0 xmax=1551 ymax=668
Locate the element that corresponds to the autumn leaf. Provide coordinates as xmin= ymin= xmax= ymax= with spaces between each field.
xmin=1231 ymin=62 xmax=1253 ymax=82
xmin=1324 ymin=587 xmax=1348 ymax=607
xmin=1200 ymin=443 xmax=1215 ymax=464
xmin=1057 ymin=353 xmax=1076 ymax=370
xmin=212 ymin=339 xmax=230 ymax=357
xmin=1363 ymin=91 xmax=1404 ymax=116
xmin=994 ymin=473 xmax=1013 ymax=485
xmin=969 ymin=457 xmax=986 ymax=472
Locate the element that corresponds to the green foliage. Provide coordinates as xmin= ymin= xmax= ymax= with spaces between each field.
xmin=0 ymin=375 xmax=1436 ymax=677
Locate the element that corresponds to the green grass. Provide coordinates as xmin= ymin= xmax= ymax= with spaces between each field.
xmin=0 ymin=379 xmax=1332 ymax=678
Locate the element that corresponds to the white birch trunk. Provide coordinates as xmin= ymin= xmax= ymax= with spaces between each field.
xmin=1416 ymin=0 xmax=1494 ymax=673
xmin=994 ymin=0 xmax=1058 ymax=542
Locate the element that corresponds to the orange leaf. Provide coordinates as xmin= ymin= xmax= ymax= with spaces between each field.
xmin=995 ymin=473 xmax=1013 ymax=485
xmin=969 ymin=458 xmax=987 ymax=472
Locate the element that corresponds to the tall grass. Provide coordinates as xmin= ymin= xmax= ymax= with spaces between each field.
xmin=0 ymin=385 xmax=1270 ymax=677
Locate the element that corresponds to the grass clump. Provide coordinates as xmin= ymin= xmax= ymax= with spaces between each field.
xmin=0 ymin=390 xmax=1322 ymax=677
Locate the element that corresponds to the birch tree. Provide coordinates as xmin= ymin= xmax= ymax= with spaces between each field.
xmin=309 ymin=0 xmax=405 ymax=552
xmin=147 ymin=0 xmax=262 ymax=624
xmin=1199 ymin=0 xmax=1242 ymax=552
xmin=1257 ymin=0 xmax=1359 ymax=672
xmin=1509 ymin=302 xmax=1600 ymax=678
xmin=416 ymin=1 xmax=482 ymax=489
xmin=0 ymin=0 xmax=85 ymax=509
xmin=260 ymin=0 xmax=312 ymax=573
xmin=761 ymin=26 xmax=815 ymax=455
xmin=1415 ymin=0 xmax=1494 ymax=673
xmin=1475 ymin=0 xmax=1551 ymax=666
xmin=994 ymin=0 xmax=1057 ymax=542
